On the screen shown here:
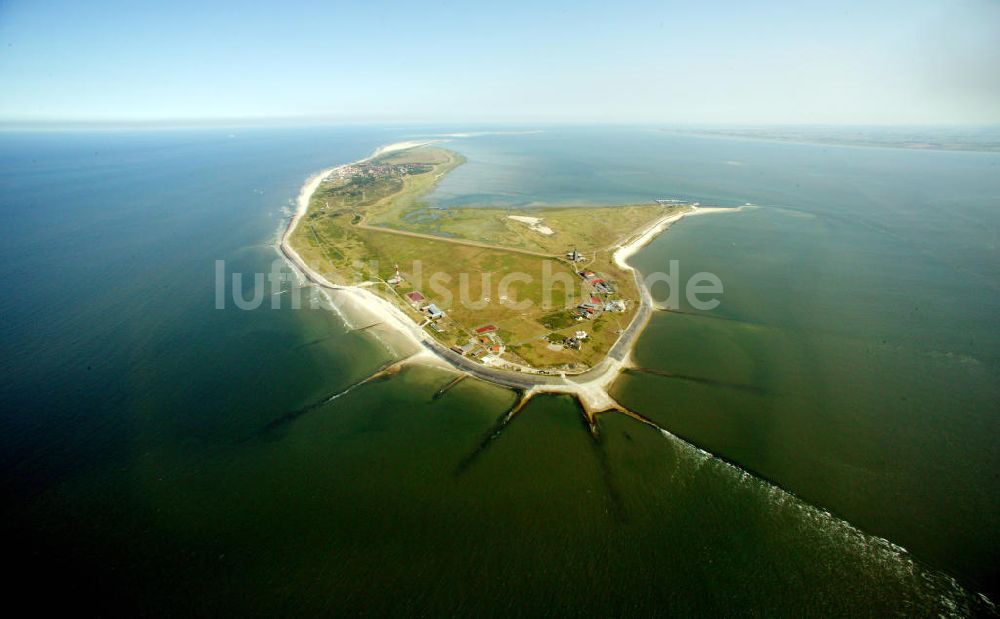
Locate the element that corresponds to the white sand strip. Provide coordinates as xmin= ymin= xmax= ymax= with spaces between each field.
xmin=614 ymin=205 xmax=752 ymax=270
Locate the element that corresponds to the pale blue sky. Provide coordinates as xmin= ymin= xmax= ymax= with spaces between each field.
xmin=1 ymin=0 xmax=997 ymax=125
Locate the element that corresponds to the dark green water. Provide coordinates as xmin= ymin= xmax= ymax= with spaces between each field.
xmin=1 ymin=127 xmax=997 ymax=615
xmin=621 ymin=207 xmax=1000 ymax=597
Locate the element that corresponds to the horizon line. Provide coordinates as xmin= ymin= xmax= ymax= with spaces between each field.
xmin=2 ymin=117 xmax=999 ymax=132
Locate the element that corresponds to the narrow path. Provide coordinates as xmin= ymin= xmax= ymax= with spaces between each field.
xmin=355 ymin=222 xmax=558 ymax=259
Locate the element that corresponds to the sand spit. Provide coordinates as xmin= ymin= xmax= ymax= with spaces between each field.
xmin=614 ymin=205 xmax=753 ymax=270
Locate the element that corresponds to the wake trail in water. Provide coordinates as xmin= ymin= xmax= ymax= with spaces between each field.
xmin=291 ymin=333 xmax=341 ymax=350
xmin=259 ymin=360 xmax=399 ymax=435
xmin=653 ymin=306 xmax=760 ymax=327
xmin=455 ymin=390 xmax=530 ymax=474
xmin=587 ymin=417 xmax=628 ymax=522
xmin=627 ymin=367 xmax=771 ymax=395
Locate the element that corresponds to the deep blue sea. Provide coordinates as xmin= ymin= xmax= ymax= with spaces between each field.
xmin=1 ymin=126 xmax=997 ymax=615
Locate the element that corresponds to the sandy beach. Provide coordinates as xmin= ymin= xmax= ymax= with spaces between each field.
xmin=279 ymin=142 xmax=439 ymax=355
xmin=372 ymin=139 xmax=441 ymax=157
xmin=613 ymin=205 xmax=750 ymax=270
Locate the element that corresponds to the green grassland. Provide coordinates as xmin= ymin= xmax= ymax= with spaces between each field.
xmin=370 ymin=202 xmax=683 ymax=256
xmin=289 ymin=145 xmax=678 ymax=371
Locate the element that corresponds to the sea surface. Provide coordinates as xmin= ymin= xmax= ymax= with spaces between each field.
xmin=1 ymin=126 xmax=997 ymax=615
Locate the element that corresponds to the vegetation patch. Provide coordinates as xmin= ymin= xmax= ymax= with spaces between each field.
xmin=289 ymin=145 xmax=689 ymax=371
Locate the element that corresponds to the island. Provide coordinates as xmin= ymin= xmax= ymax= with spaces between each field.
xmin=281 ymin=141 xmax=743 ymax=426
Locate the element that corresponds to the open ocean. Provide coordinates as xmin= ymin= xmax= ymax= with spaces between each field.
xmin=1 ymin=126 xmax=997 ymax=615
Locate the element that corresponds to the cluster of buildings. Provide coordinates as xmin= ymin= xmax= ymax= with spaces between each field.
xmin=474 ymin=324 xmax=504 ymax=356
xmin=563 ymin=330 xmax=589 ymax=350
xmin=570 ymin=270 xmax=626 ymax=322
xmin=398 ymin=270 xmax=513 ymax=365
xmin=406 ymin=290 xmax=445 ymax=321
xmin=605 ymin=299 xmax=626 ymax=312
xmin=574 ymin=295 xmax=605 ymax=319
xmin=389 ymin=248 xmax=630 ymax=365
xmin=329 ymin=162 xmax=432 ymax=182
xmin=449 ymin=324 xmax=505 ymax=360
xmin=404 ymin=290 xmax=505 ymax=361
xmin=579 ymin=270 xmax=615 ymax=295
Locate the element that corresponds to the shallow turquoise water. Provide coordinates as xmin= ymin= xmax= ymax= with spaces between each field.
xmin=1 ymin=127 xmax=997 ymax=614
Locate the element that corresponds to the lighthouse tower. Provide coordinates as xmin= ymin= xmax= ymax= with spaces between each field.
xmin=387 ymin=263 xmax=402 ymax=286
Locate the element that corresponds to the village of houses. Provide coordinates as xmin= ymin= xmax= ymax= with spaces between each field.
xmin=330 ymin=160 xmax=434 ymax=182
xmin=384 ymin=247 xmax=629 ymax=372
